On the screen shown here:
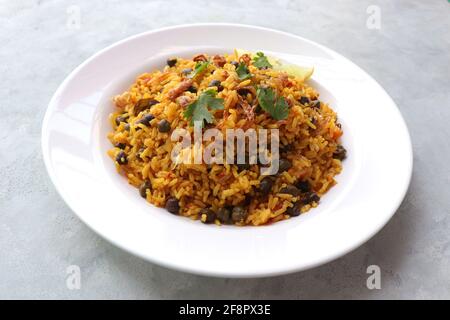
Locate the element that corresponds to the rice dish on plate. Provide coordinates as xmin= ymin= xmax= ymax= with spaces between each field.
xmin=107 ymin=50 xmax=345 ymax=226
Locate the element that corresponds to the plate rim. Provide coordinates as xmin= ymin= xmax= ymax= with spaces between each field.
xmin=41 ymin=23 xmax=413 ymax=277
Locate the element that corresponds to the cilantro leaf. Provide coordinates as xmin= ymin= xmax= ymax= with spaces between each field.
xmin=274 ymin=95 xmax=289 ymax=120
xmin=183 ymin=89 xmax=224 ymax=127
xmin=188 ymin=61 xmax=209 ymax=79
xmin=256 ymin=86 xmax=276 ymax=110
xmin=253 ymin=51 xmax=272 ymax=69
xmin=256 ymin=86 xmax=289 ymax=120
xmin=236 ymin=62 xmax=252 ymax=80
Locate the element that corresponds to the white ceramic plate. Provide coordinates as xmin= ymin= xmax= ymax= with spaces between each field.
xmin=42 ymin=24 xmax=412 ymax=277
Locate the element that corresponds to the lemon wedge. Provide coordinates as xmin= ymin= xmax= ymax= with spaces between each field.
xmin=234 ymin=49 xmax=314 ymax=82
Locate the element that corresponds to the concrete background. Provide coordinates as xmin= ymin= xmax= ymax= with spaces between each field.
xmin=1 ymin=0 xmax=449 ymax=299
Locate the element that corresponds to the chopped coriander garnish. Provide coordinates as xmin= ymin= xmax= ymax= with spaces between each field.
xmin=236 ymin=62 xmax=252 ymax=80
xmin=188 ymin=61 xmax=210 ymax=79
xmin=183 ymin=89 xmax=224 ymax=127
xmin=253 ymin=52 xmax=272 ymax=69
xmin=256 ymin=86 xmax=289 ymax=120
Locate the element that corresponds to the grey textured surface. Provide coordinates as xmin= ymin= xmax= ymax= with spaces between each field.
xmin=1 ymin=0 xmax=449 ymax=299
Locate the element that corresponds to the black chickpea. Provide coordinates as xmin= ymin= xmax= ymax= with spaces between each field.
xmin=165 ymin=197 xmax=180 ymax=214
xmin=158 ymin=119 xmax=171 ymax=132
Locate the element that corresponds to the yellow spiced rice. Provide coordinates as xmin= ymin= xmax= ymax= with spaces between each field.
xmin=107 ymin=51 xmax=345 ymax=226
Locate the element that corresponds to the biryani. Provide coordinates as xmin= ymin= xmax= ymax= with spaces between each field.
xmin=107 ymin=51 xmax=346 ymax=226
